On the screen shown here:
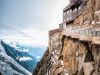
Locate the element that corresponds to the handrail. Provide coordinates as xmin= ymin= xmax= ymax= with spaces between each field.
xmin=63 ymin=23 xmax=100 ymax=43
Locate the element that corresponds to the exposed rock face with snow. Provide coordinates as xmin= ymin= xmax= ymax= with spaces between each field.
xmin=33 ymin=33 xmax=100 ymax=75
xmin=0 ymin=40 xmax=38 ymax=75
xmin=33 ymin=29 xmax=63 ymax=75
xmin=33 ymin=0 xmax=100 ymax=75
xmin=1 ymin=41 xmax=37 ymax=73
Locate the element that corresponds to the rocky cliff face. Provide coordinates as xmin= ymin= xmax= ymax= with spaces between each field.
xmin=33 ymin=29 xmax=63 ymax=75
xmin=33 ymin=33 xmax=100 ymax=75
xmin=33 ymin=0 xmax=100 ymax=75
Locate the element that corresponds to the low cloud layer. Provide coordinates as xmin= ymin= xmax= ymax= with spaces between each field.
xmin=18 ymin=57 xmax=32 ymax=61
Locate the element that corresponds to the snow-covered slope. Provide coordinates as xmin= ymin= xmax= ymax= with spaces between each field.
xmin=0 ymin=52 xmax=31 ymax=75
xmin=0 ymin=60 xmax=24 ymax=75
xmin=1 ymin=40 xmax=37 ymax=73
xmin=0 ymin=40 xmax=36 ymax=75
xmin=0 ymin=42 xmax=6 ymax=54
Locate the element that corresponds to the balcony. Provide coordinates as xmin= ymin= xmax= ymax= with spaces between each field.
xmin=92 ymin=25 xmax=100 ymax=45
xmin=79 ymin=25 xmax=93 ymax=42
xmin=71 ymin=26 xmax=80 ymax=39
xmin=92 ymin=9 xmax=100 ymax=44
xmin=64 ymin=26 xmax=72 ymax=37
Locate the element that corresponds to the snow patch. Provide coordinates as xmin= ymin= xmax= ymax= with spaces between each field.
xmin=0 ymin=52 xmax=32 ymax=75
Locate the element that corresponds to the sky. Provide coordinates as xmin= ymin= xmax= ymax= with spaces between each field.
xmin=0 ymin=0 xmax=69 ymax=48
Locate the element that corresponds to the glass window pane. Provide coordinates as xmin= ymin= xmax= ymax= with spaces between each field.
xmin=88 ymin=29 xmax=92 ymax=34
xmin=97 ymin=31 xmax=100 ymax=36
xmin=86 ymin=30 xmax=88 ymax=35
xmin=64 ymin=12 xmax=66 ymax=16
xmin=80 ymin=31 xmax=82 ymax=34
xmin=84 ymin=30 xmax=85 ymax=35
xmin=93 ymin=31 xmax=96 ymax=36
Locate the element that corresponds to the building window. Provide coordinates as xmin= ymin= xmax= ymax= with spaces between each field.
xmin=80 ymin=30 xmax=84 ymax=35
xmin=81 ymin=30 xmax=83 ymax=35
xmin=78 ymin=6 xmax=81 ymax=10
xmin=67 ymin=10 xmax=70 ymax=14
xmin=97 ymin=31 xmax=100 ymax=36
xmin=80 ymin=31 xmax=81 ymax=34
xmin=64 ymin=12 xmax=66 ymax=16
xmin=64 ymin=19 xmax=66 ymax=22
xmin=70 ymin=17 xmax=72 ymax=20
xmin=93 ymin=31 xmax=96 ymax=36
xmin=85 ymin=30 xmax=87 ymax=35
xmin=67 ymin=18 xmax=68 ymax=21
xmin=73 ymin=8 xmax=77 ymax=12
xmin=92 ymin=31 xmax=100 ymax=36
xmin=76 ymin=29 xmax=79 ymax=33
xmin=70 ymin=9 xmax=72 ymax=13
xmin=67 ymin=17 xmax=70 ymax=21
xmin=84 ymin=30 xmax=86 ymax=35
xmin=88 ymin=29 xmax=92 ymax=34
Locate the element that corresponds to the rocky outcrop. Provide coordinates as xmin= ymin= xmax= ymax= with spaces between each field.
xmin=33 ymin=28 xmax=62 ymax=75
xmin=33 ymin=35 xmax=100 ymax=75
xmin=33 ymin=0 xmax=100 ymax=75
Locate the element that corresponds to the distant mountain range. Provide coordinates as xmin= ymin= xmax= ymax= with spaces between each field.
xmin=4 ymin=40 xmax=45 ymax=61
xmin=1 ymin=40 xmax=37 ymax=72
xmin=0 ymin=40 xmax=45 ymax=75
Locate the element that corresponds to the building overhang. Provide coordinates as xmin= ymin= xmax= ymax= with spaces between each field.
xmin=79 ymin=35 xmax=92 ymax=42
xmin=71 ymin=34 xmax=79 ymax=39
xmin=92 ymin=37 xmax=100 ymax=45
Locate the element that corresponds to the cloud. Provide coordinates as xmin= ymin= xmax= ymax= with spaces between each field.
xmin=19 ymin=57 xmax=32 ymax=61
xmin=36 ymin=56 xmax=41 ymax=61
xmin=19 ymin=49 xmax=29 ymax=53
xmin=36 ymin=56 xmax=41 ymax=59
xmin=1 ymin=28 xmax=48 ymax=48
